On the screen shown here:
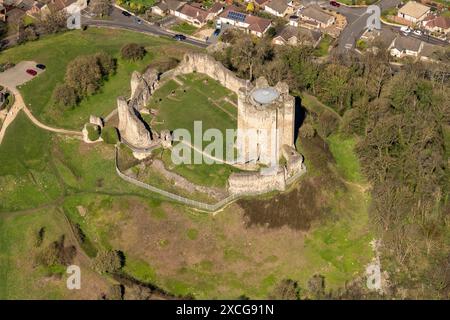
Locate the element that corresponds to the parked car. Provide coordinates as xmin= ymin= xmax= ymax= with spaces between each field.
xmin=173 ymin=34 xmax=186 ymax=41
xmin=135 ymin=18 xmax=142 ymax=24
xmin=330 ymin=1 xmax=340 ymax=7
xmin=400 ymin=26 xmax=411 ymax=35
xmin=36 ymin=64 xmax=46 ymax=70
xmin=413 ymin=29 xmax=422 ymax=36
xmin=122 ymin=11 xmax=131 ymax=17
xmin=26 ymin=69 xmax=37 ymax=76
xmin=213 ymin=28 xmax=221 ymax=37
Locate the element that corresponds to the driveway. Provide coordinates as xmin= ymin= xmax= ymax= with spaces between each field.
xmin=0 ymin=61 xmax=45 ymax=88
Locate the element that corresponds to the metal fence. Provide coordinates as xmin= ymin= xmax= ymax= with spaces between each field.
xmin=115 ymin=146 xmax=306 ymax=212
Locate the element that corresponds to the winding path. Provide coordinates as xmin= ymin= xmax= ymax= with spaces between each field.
xmin=0 ymin=62 xmax=82 ymax=145
xmin=21 ymin=106 xmax=82 ymax=136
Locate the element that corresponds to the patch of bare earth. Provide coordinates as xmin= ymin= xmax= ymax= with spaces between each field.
xmin=106 ymin=198 xmax=308 ymax=297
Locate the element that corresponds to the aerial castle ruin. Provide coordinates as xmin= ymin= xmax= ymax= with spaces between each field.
xmin=116 ymin=52 xmax=305 ymax=202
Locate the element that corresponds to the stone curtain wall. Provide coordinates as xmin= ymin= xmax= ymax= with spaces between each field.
xmin=227 ymin=169 xmax=287 ymax=195
xmin=173 ymin=53 xmax=249 ymax=94
xmin=115 ymin=146 xmax=306 ymax=212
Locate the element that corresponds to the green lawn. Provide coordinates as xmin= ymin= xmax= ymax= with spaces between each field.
xmin=327 ymin=134 xmax=365 ymax=183
xmin=171 ymin=22 xmax=199 ymax=36
xmin=146 ymin=73 xmax=239 ymax=188
xmin=0 ymin=209 xmax=69 ymax=299
xmin=150 ymin=73 xmax=237 ymax=135
xmin=314 ymin=35 xmax=332 ymax=57
xmin=0 ymin=28 xmax=197 ymax=130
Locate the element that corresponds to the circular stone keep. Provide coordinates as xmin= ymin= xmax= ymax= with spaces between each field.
xmin=251 ymin=87 xmax=280 ymax=105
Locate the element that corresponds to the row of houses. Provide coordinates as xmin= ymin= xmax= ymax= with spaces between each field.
xmin=397 ymin=1 xmax=450 ymax=34
xmin=361 ymin=27 xmax=445 ymax=62
xmin=152 ymin=0 xmax=339 ymax=45
xmin=152 ymin=1 xmax=273 ymax=37
xmin=389 ymin=34 xmax=445 ymax=62
xmin=0 ymin=0 xmax=86 ymax=21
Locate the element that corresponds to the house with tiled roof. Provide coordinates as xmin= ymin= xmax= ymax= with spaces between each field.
xmin=218 ymin=6 xmax=272 ymax=37
xmin=24 ymin=0 xmax=86 ymax=18
xmin=264 ymin=0 xmax=292 ymax=17
xmin=299 ymin=5 xmax=335 ymax=29
xmin=422 ymin=14 xmax=450 ymax=34
xmin=174 ymin=3 xmax=211 ymax=26
xmin=152 ymin=0 xmax=185 ymax=16
xmin=272 ymin=25 xmax=322 ymax=47
xmin=389 ymin=35 xmax=424 ymax=58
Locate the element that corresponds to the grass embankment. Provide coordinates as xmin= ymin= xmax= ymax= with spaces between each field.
xmin=171 ymin=22 xmax=199 ymax=36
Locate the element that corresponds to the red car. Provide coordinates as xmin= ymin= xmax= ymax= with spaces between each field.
xmin=26 ymin=69 xmax=37 ymax=76
xmin=330 ymin=1 xmax=341 ymax=7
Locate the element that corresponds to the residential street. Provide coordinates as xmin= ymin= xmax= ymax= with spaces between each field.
xmin=82 ymin=7 xmax=209 ymax=49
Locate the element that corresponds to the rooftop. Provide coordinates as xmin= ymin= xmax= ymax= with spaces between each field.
xmin=252 ymin=87 xmax=279 ymax=105
xmin=300 ymin=5 xmax=334 ymax=25
xmin=265 ymin=0 xmax=289 ymax=14
xmin=275 ymin=25 xmax=322 ymax=43
xmin=392 ymin=35 xmax=422 ymax=52
xmin=424 ymin=15 xmax=450 ymax=29
xmin=398 ymin=1 xmax=430 ymax=19
xmin=178 ymin=3 xmax=209 ymax=23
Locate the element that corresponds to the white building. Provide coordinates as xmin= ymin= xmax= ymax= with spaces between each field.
xmin=397 ymin=1 xmax=430 ymax=23
xmin=299 ymin=5 xmax=335 ymax=29
xmin=218 ymin=6 xmax=272 ymax=38
xmin=389 ymin=35 xmax=423 ymax=58
xmin=264 ymin=0 xmax=292 ymax=17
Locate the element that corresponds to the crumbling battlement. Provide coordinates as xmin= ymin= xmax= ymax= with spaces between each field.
xmin=173 ymin=53 xmax=250 ymax=94
xmin=117 ymin=96 xmax=154 ymax=149
xmin=130 ymin=68 xmax=159 ymax=111
xmin=228 ymin=167 xmax=287 ymax=195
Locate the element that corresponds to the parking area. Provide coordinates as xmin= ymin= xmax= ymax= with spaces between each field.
xmin=0 ymin=61 xmax=45 ymax=88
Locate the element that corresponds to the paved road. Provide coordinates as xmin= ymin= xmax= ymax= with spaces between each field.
xmin=315 ymin=0 xmax=447 ymax=52
xmin=82 ymin=7 xmax=209 ymax=48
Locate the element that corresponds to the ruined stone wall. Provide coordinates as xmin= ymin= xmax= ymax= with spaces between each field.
xmin=228 ymin=169 xmax=286 ymax=195
xmin=173 ymin=53 xmax=249 ymax=94
xmin=282 ymin=145 xmax=304 ymax=178
xmin=275 ymin=82 xmax=295 ymax=150
xmin=117 ymin=96 xmax=153 ymax=149
xmin=130 ymin=68 xmax=159 ymax=110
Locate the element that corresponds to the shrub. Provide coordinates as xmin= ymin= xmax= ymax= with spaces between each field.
xmin=64 ymin=52 xmax=116 ymax=98
xmin=307 ymin=274 xmax=325 ymax=299
xmin=95 ymin=51 xmax=117 ymax=77
xmin=101 ymin=126 xmax=119 ymax=144
xmin=86 ymin=124 xmax=101 ymax=141
xmin=53 ymin=83 xmax=78 ymax=108
xmin=92 ymin=250 xmax=124 ymax=274
xmin=121 ymin=43 xmax=146 ymax=61
xmin=269 ymin=279 xmax=300 ymax=300
xmin=36 ymin=235 xmax=76 ymax=267
xmin=299 ymin=123 xmax=316 ymax=139
xmin=318 ymin=110 xmax=339 ymax=137
xmin=91 ymin=0 xmax=112 ymax=17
